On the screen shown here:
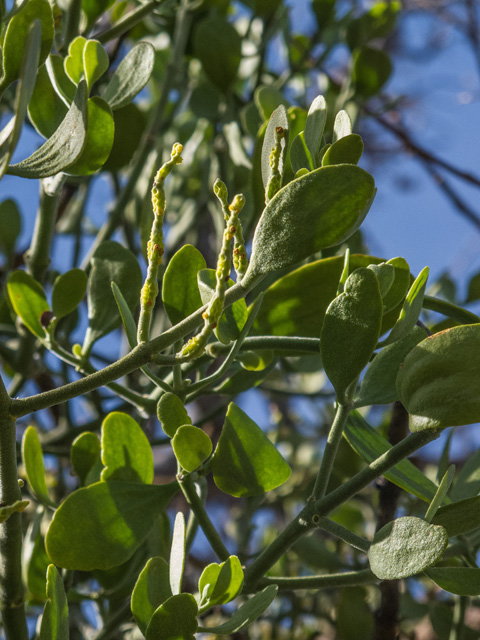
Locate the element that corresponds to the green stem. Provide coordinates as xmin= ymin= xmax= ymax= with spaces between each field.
xmin=185 ymin=478 xmax=207 ymax=554
xmin=0 ymin=376 xmax=28 ymax=640
xmin=178 ymin=474 xmax=230 ymax=561
xmin=10 ymin=280 xmax=253 ymax=417
xmin=449 ymin=595 xmax=467 ymax=640
xmin=423 ymin=295 xmax=480 ymax=325
xmin=62 ymin=0 xmax=82 ymax=49
xmin=244 ymin=428 xmax=440 ymax=588
xmin=310 ymin=402 xmax=352 ymax=501
xmin=314 ymin=517 xmax=370 ymax=553
xmin=258 ymin=569 xmax=376 ymax=591
xmin=95 ymin=0 xmax=159 ymax=44
xmin=208 ymin=336 xmax=320 ymax=356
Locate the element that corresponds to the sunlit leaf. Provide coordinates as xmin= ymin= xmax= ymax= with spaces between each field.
xmin=157 ymin=393 xmax=192 ymax=438
xmin=145 ymin=594 xmax=198 ymax=640
xmin=162 ymin=244 xmax=206 ymax=326
xmin=172 ymin=426 xmax=212 ymax=472
xmin=7 ymin=270 xmax=50 ymax=338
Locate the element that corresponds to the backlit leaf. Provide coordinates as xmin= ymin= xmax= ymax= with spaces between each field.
xmin=7 ymin=270 xmax=50 ymax=338
xmin=22 ymin=426 xmax=54 ymax=507
xmin=70 ymin=432 xmax=101 ymax=487
xmin=157 ymin=393 xmax=192 ymax=438
xmin=145 ymin=594 xmax=198 ymax=640
xmin=131 ymin=557 xmax=172 ymax=634
xmin=162 ymin=244 xmax=206 ymax=326
xmin=172 ymin=426 xmax=212 ymax=472
xmin=51 ymin=268 xmax=87 ymax=320
xmin=199 ymin=556 xmax=244 ymax=608
xmin=39 ymin=565 xmax=69 ymax=640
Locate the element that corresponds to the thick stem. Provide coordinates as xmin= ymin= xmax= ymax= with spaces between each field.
xmin=244 ymin=428 xmax=440 ymax=588
xmin=0 ymin=377 xmax=28 ymax=640
xmin=310 ymin=402 xmax=352 ymax=500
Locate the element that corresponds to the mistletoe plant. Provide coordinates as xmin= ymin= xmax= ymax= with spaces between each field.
xmin=1 ymin=0 xmax=480 ymax=639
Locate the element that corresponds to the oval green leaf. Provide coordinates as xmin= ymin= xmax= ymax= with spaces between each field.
xmin=83 ymin=39 xmax=109 ymax=90
xmin=39 ymin=565 xmax=69 ymax=640
xmin=157 ymin=393 xmax=192 ymax=438
xmin=66 ymin=97 xmax=114 ymax=175
xmin=169 ymin=512 xmax=185 ymax=596
xmin=22 ymin=426 xmax=54 ymax=507
xmin=45 ymin=480 xmax=178 ymax=570
xmin=431 ymin=496 xmax=480 ymax=538
xmin=64 ymin=36 xmax=87 ymax=85
xmin=101 ymin=412 xmax=154 ymax=484
xmin=304 ymin=95 xmax=327 ymax=166
xmin=368 ymin=516 xmax=448 ymax=580
xmin=322 ymin=133 xmax=364 ymax=166
xmin=131 ymin=557 xmax=172 ymax=634
xmin=172 ymin=426 xmax=212 ymax=473
xmin=28 ymin=63 xmax=68 ymax=139
xmin=70 ymin=432 xmax=101 ymax=487
xmin=353 ymin=47 xmax=392 ymax=98
xmin=426 ymin=567 xmax=480 ymax=596
xmin=51 ymin=268 xmax=87 ymax=320
xmin=7 ymin=270 xmax=50 ymax=338
xmin=162 ymin=244 xmax=206 ymax=326
xmin=212 ymin=402 xmax=291 ymax=497
xmin=199 ymin=556 xmax=244 ymax=608
xmin=321 ymin=268 xmax=383 ymax=401
xmin=243 ymin=165 xmax=376 ymax=287
xmin=145 ymin=593 xmax=198 ymax=640
xmin=193 ymin=16 xmax=241 ymax=92
xmin=397 ymin=324 xmax=480 ymax=431
xmin=104 ymin=42 xmax=155 ymax=110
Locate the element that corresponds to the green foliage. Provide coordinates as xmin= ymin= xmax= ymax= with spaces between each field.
xmin=0 ymin=2 xmax=478 ymax=638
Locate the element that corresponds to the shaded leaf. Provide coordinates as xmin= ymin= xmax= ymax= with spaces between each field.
xmin=45 ymin=480 xmax=178 ymax=570
xmin=322 ymin=134 xmax=363 ymax=166
xmin=353 ymin=47 xmax=392 ymax=98
xmin=7 ymin=270 xmax=50 ymax=338
xmin=383 ymin=266 xmax=429 ymax=346
xmin=304 ymin=95 xmax=327 ymax=166
xmin=368 ymin=516 xmax=448 ymax=580
xmin=397 ymin=324 xmax=480 ymax=430
xmin=39 ymin=565 xmax=69 ymax=640
xmin=212 ymin=403 xmax=291 ymax=497
xmin=321 ymin=268 xmax=383 ymax=401
xmin=101 ymin=412 xmax=154 ymax=484
xmin=51 ymin=268 xmax=87 ymax=320
xmin=131 ymin=557 xmax=172 ymax=634
xmin=193 ymin=16 xmax=241 ymax=92
xmin=145 ymin=593 xmax=198 ymax=640
xmin=289 ymin=132 xmax=313 ymax=174
xmin=431 ymin=496 xmax=480 ymax=537
xmin=22 ymin=426 xmax=54 ymax=507
xmin=162 ymin=244 xmax=206 ymax=326
xmin=254 ymin=85 xmax=290 ymax=120
xmin=104 ymin=42 xmax=155 ymax=110
xmin=0 ymin=199 xmax=21 ymax=256
xmin=66 ymin=97 xmax=114 ymax=175
xmin=28 ymin=64 xmax=68 ymax=139
xmin=111 ymin=282 xmax=137 ymax=349
xmin=450 ymin=449 xmax=480 ymax=501
xmin=426 ymin=567 xmax=480 ymax=596
xmin=70 ymin=432 xmax=101 ymax=487
xmin=198 ymin=585 xmax=278 ymax=634
xmin=22 ymin=512 xmax=50 ymax=601
xmin=424 ymin=465 xmax=455 ymax=523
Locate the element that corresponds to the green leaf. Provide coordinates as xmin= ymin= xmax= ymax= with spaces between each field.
xmin=193 ymin=16 xmax=241 ymax=92
xmin=172 ymin=426 xmax=213 ymax=472
xmin=46 ymin=54 xmax=76 ymax=105
xmin=312 ymin=0 xmax=336 ymax=32
xmin=424 ymin=465 xmax=455 ymax=523
xmin=197 ymin=269 xmax=248 ymax=344
xmin=426 ymin=568 xmax=480 ymax=596
xmin=131 ymin=557 xmax=172 ymax=634
xmin=45 ymin=480 xmax=178 ymax=570
xmin=0 ymin=500 xmax=29 ymax=523
xmin=450 ymin=449 xmax=480 ymax=501
xmin=353 ymin=47 xmax=392 ymax=98
xmin=289 ymin=132 xmax=313 ymax=174
xmin=321 ymin=268 xmax=383 ymax=401
xmin=82 ymin=0 xmax=116 ymax=29
xmin=66 ymin=97 xmax=114 ymax=175
xmin=111 ymin=282 xmax=137 ymax=349
xmin=22 ymin=426 xmax=54 ymax=507
xmin=397 ymin=324 xmax=480 ymax=431
xmin=39 ymin=565 xmax=69 ymax=640
xmin=70 ymin=432 xmax=101 ymax=487
xmin=344 ymin=412 xmax=440 ymax=503
xmin=145 ymin=593 xmax=198 ymax=640
xmin=254 ymin=85 xmax=290 ymax=121
xmin=261 ymin=105 xmax=289 ymax=192
xmin=28 ymin=63 xmax=68 ymax=139
xmin=169 ymin=512 xmax=185 ymax=596
xmin=83 ymin=240 xmax=142 ymax=353
xmin=466 ymin=270 xmax=480 ymax=303
xmin=347 ymin=1 xmax=400 ymax=49
xmin=382 ymin=266 xmax=429 ymax=346
xmin=243 ymin=165 xmax=376 ymax=287
xmin=0 ymin=199 xmax=21 ymax=256
xmin=162 ymin=244 xmax=206 ymax=326
xmin=198 ymin=585 xmax=278 ymax=634
xmin=7 ymin=270 xmax=50 ymax=338
xmin=336 ymin=587 xmax=374 ymax=640
xmin=382 ymin=257 xmax=411 ymax=313
xmin=355 ymin=326 xmax=427 ymax=407
xmin=104 ymin=103 xmax=147 ymax=171
xmin=304 ymin=95 xmax=327 ymax=166
xmin=212 ymin=403 xmax=291 ymax=497
xmin=157 ymin=393 xmax=192 ymax=438
xmin=368 ymin=516 xmax=448 ymax=580
xmin=254 ymin=255 xmax=404 ymax=339
xmin=22 ymin=512 xmax=50 ymax=601
xmin=199 ymin=556 xmax=244 ymax=608
xmin=7 ymin=81 xmax=88 ymax=178
xmin=104 ymin=42 xmax=155 ymax=110
xmin=83 ymin=39 xmax=109 ymax=91
xmin=51 ymin=268 xmax=87 ymax=320
xmin=322 ymin=134 xmax=363 ymax=166
xmin=101 ymin=412 xmax=153 ymax=484
xmin=64 ymin=36 xmax=87 ymax=85
xmin=367 ymin=262 xmax=395 ymax=307
xmin=0 ymin=0 xmax=54 ymax=93
xmin=333 ymin=110 xmax=352 ymax=141
xmin=431 ymin=496 xmax=480 ymax=537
